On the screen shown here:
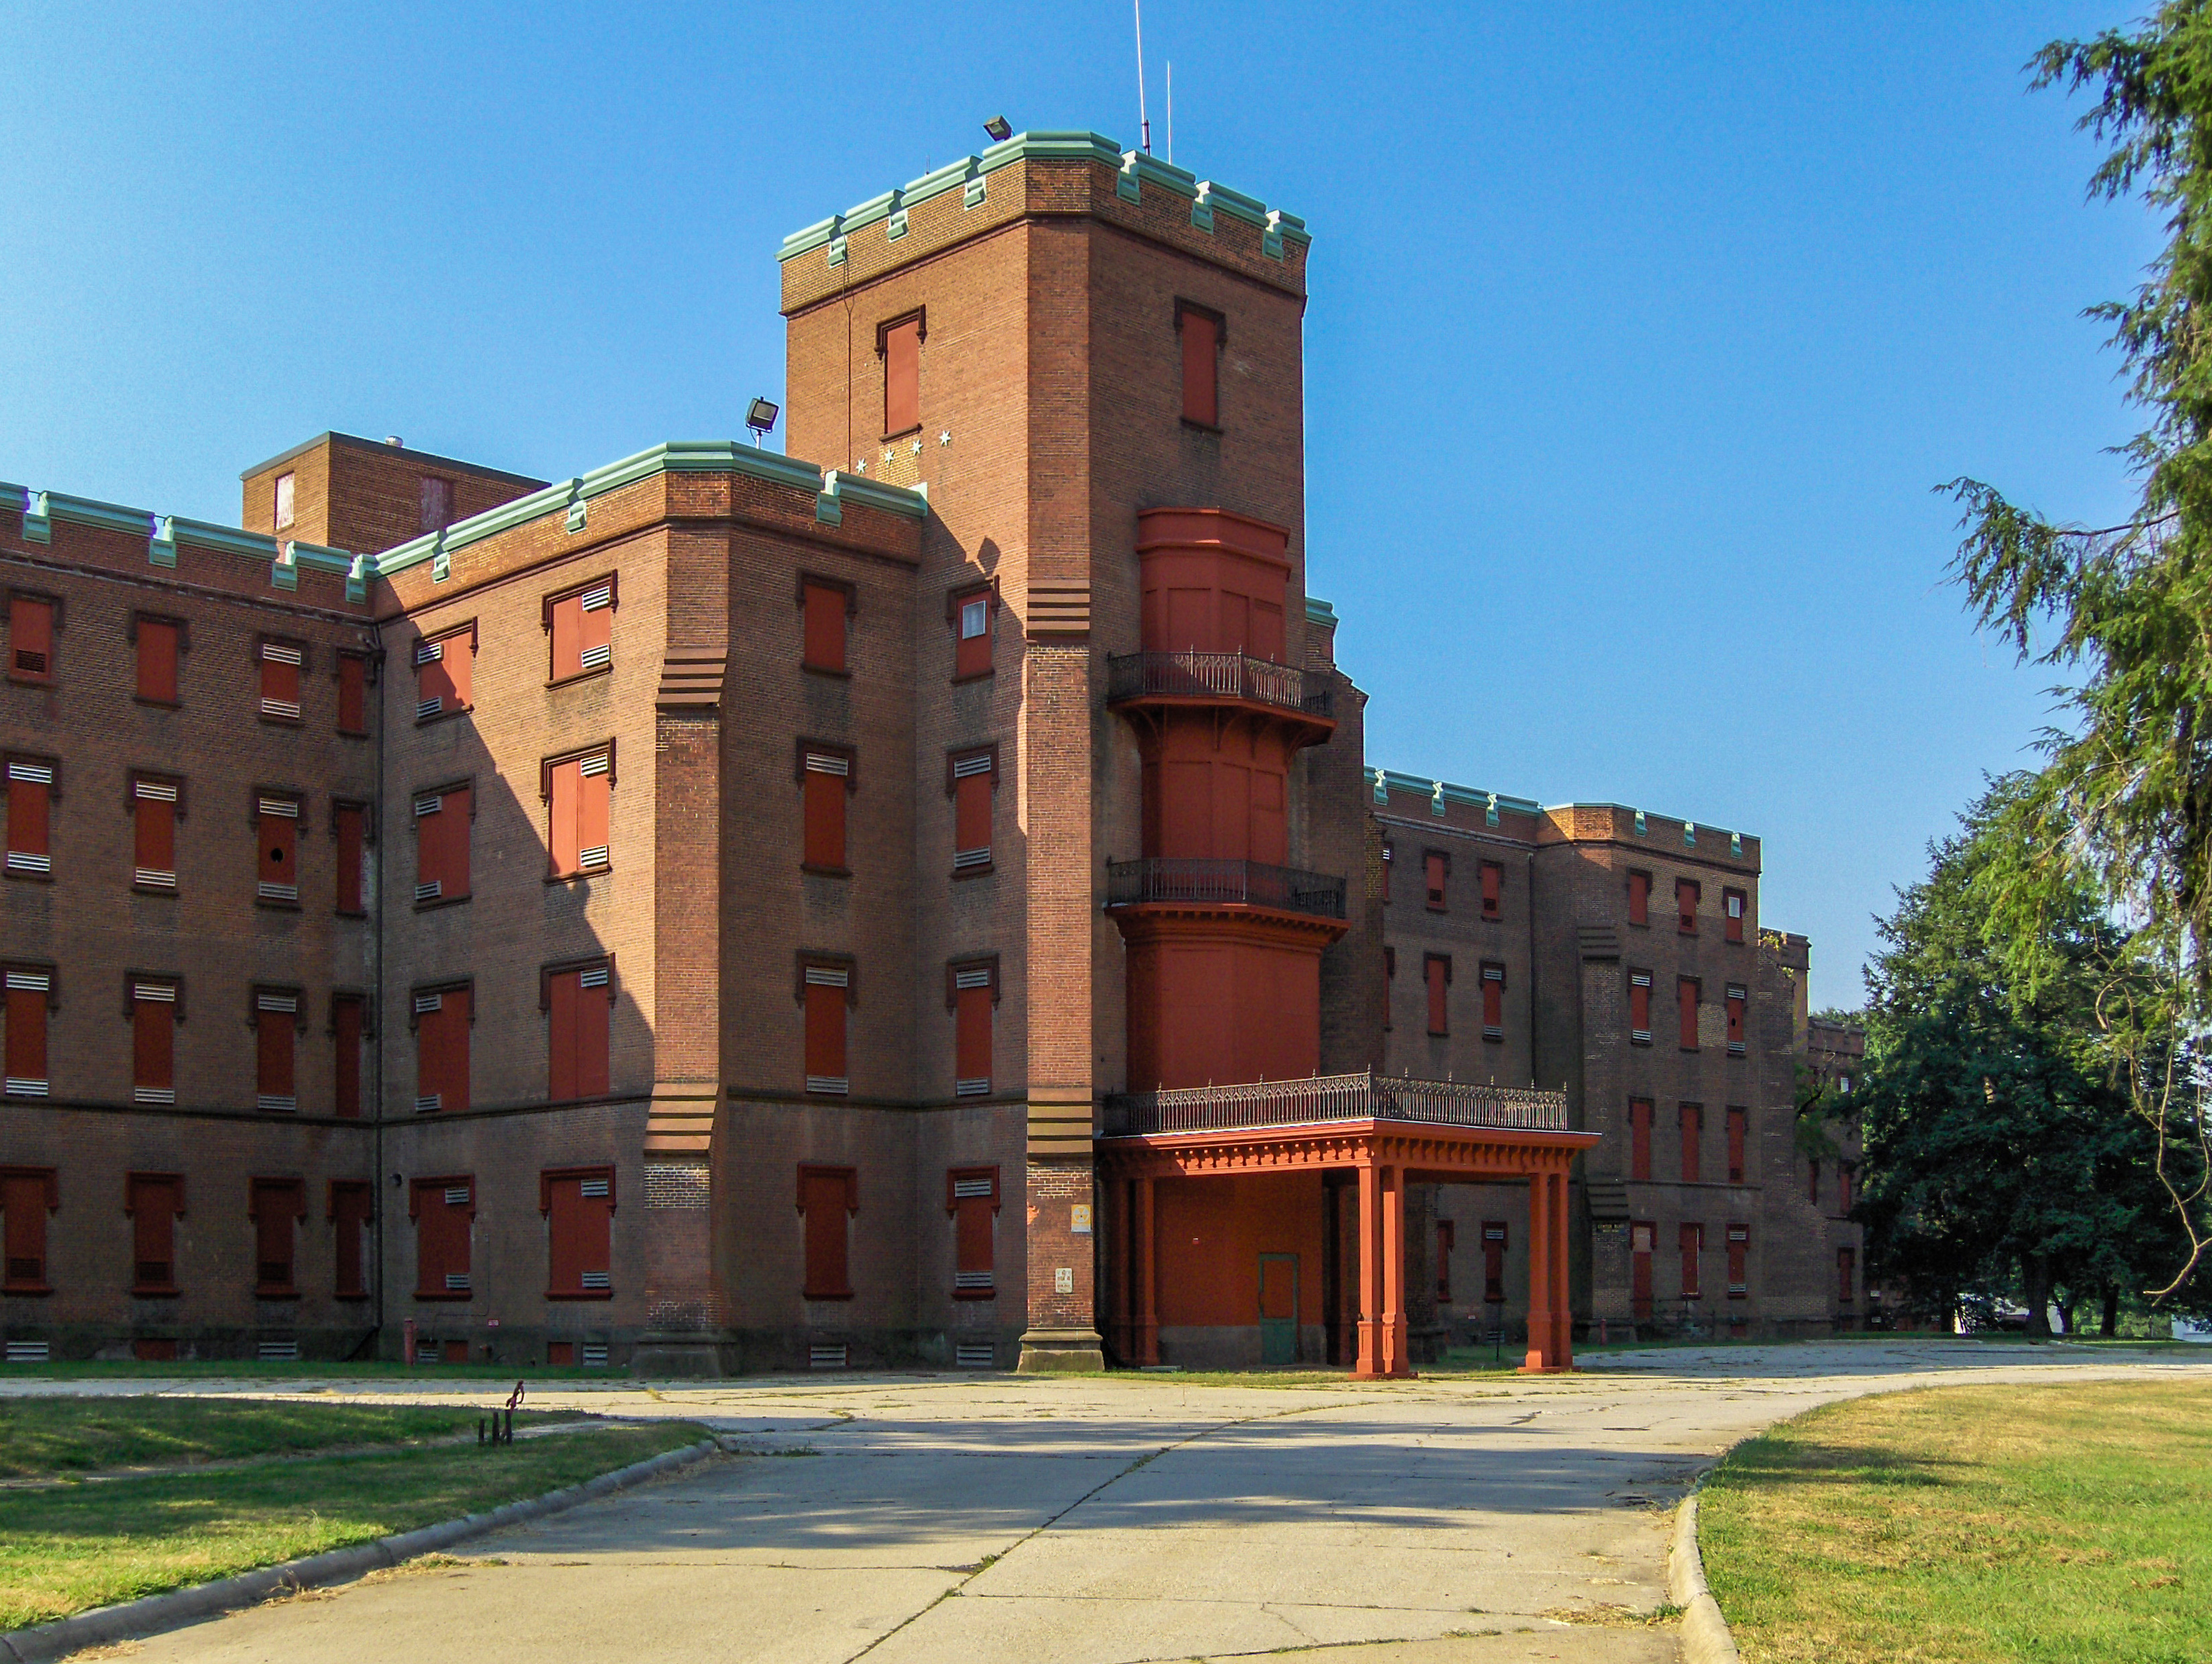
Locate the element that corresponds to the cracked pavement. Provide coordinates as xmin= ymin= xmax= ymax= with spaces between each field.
xmin=14 ymin=1338 xmax=2209 ymax=1663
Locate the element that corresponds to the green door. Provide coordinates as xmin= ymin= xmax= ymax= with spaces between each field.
xmin=1258 ymin=1253 xmax=1299 ymax=1365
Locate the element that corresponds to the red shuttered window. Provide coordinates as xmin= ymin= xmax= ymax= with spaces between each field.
xmin=1838 ymin=1163 xmax=1855 ymax=1214
xmin=1725 ymin=985 xmax=1747 ymax=1055
xmin=414 ymin=625 xmax=474 ymax=721
xmin=1676 ymin=878 xmax=1699 ymax=935
xmin=1482 ymin=1220 xmax=1508 ymax=1303
xmin=1480 ymin=962 xmax=1505 ymax=1041
xmin=1727 ymin=1106 xmax=1748 ymax=1185
xmin=1628 ymin=970 xmax=1652 ymax=1045
xmin=132 ymin=773 xmax=178 ymax=891
xmin=947 ymin=1166 xmax=998 ymax=1298
xmin=1679 ymin=1103 xmax=1703 ymax=1184
xmin=5 ymin=966 xmax=54 ymax=1098
xmin=412 ymin=984 xmax=471 ymax=1114
xmin=798 ymin=1164 xmax=857 ymax=1299
xmin=881 ymin=313 xmax=923 ymax=436
xmin=333 ymin=802 xmax=366 ymax=915
xmin=135 ymin=617 xmax=181 ymax=705
xmin=799 ymin=959 xmax=852 ymax=1096
xmin=1727 ymin=1223 xmax=1749 ymax=1297
xmin=545 ymin=959 xmax=613 ymax=1103
xmin=131 ymin=978 xmax=179 ymax=1106
xmin=950 ymin=586 xmax=994 ymax=680
xmin=1178 ymin=302 xmax=1221 ymax=427
xmin=546 ymin=576 xmax=616 ymax=683
xmin=1678 ymin=978 xmax=1701 ymax=1051
xmin=546 ymin=745 xmax=613 ymax=878
xmin=1627 ymin=869 xmax=1650 ymax=927
xmin=1679 ymin=1222 xmax=1704 ymax=1299
xmin=258 ymin=639 xmax=303 ymax=723
xmin=413 ymin=782 xmax=471 ymax=904
xmin=1838 ymin=1246 xmax=1856 ymax=1304
xmin=1478 ymin=860 xmax=1503 ymax=920
xmin=254 ymin=987 xmax=300 ymax=1112
xmin=949 ymin=959 xmax=997 ymax=1098
xmin=330 ymin=1180 xmax=372 ymax=1298
xmin=798 ymin=743 xmax=853 ymax=874
xmin=1423 ymin=850 xmax=1448 ymax=911
xmin=950 ymin=747 xmax=996 ymax=875
xmin=9 ymin=595 xmax=56 ymax=682
xmin=1425 ymin=953 xmax=1450 ymax=1036
xmin=332 ymin=994 xmax=365 ymax=1120
xmin=250 ymin=1178 xmax=304 ymax=1296
xmin=336 ymin=654 xmax=369 ymax=735
xmin=3 ymin=1167 xmax=58 ymax=1292
xmin=543 ymin=1167 xmax=615 ymax=1298
xmin=256 ymin=792 xmax=301 ymax=905
xmin=128 ymin=1173 xmax=183 ymax=1294
xmin=1629 ymin=1098 xmax=1653 ymax=1181
xmin=1723 ymin=886 xmax=1746 ymax=943
xmin=411 ymin=1177 xmax=473 ymax=1298
xmin=5 ymin=755 xmax=54 ymax=878
xmin=801 ymin=578 xmax=852 ymax=674
xmin=1630 ymin=1220 xmax=1655 ymax=1319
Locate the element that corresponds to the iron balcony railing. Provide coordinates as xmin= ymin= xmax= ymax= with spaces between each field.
xmin=1105 ymin=857 xmax=1346 ymax=921
xmin=1103 ymin=1070 xmax=1571 ymax=1137
xmin=1106 ymin=652 xmax=1334 ymax=721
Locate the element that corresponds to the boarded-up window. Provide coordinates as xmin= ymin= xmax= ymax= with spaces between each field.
xmin=1178 ymin=303 xmax=1220 ymax=426
xmin=1723 ymin=886 xmax=1746 ymax=943
xmin=1837 ymin=1246 xmax=1856 ymax=1304
xmin=952 ymin=587 xmax=993 ymax=680
xmin=1423 ymin=850 xmax=1448 ymax=911
xmin=5 ymin=966 xmax=52 ymax=1096
xmin=1482 ymin=1220 xmax=1507 ymax=1302
xmin=881 ymin=313 xmax=923 ymax=436
xmin=799 ymin=1165 xmax=857 ymax=1299
xmin=132 ymin=978 xmax=179 ymax=1105
xmin=332 ymin=995 xmax=365 ymax=1120
xmin=1627 ymin=869 xmax=1650 ymax=927
xmin=547 ymin=747 xmax=613 ymax=877
xmin=330 ymin=1180 xmax=372 ymax=1298
xmin=1627 ymin=970 xmax=1652 ymax=1045
xmin=948 ymin=1166 xmax=999 ymax=1297
xmin=1629 ymin=1098 xmax=1652 ymax=1182
xmin=5 ymin=756 xmax=54 ymax=878
xmin=334 ymin=802 xmax=366 ymax=915
xmin=1630 ymin=1220 xmax=1654 ymax=1319
xmin=3 ymin=1167 xmax=58 ymax=1291
xmin=1725 ymin=985 xmax=1746 ymax=1055
xmin=543 ymin=1167 xmax=615 ymax=1298
xmin=799 ymin=744 xmax=852 ymax=873
xmin=1678 ymin=977 xmax=1701 ymax=1051
xmin=1425 ymin=953 xmax=1450 ymax=1036
xmin=336 ymin=654 xmax=369 ymax=735
xmin=413 ymin=782 xmax=470 ymax=904
xmin=254 ymin=988 xmax=299 ymax=1112
xmin=1679 ymin=1222 xmax=1704 ymax=1299
xmin=1480 ymin=962 xmax=1505 ymax=1041
xmin=548 ymin=578 xmax=615 ymax=682
xmin=1478 ymin=860 xmax=1503 ymax=920
xmin=1678 ymin=1103 xmax=1702 ymax=1184
xmin=1726 ymin=1106 xmax=1747 ymax=1185
xmin=1676 ymin=878 xmax=1699 ymax=934
xmin=801 ymin=580 xmax=850 ymax=673
xmin=801 ymin=961 xmax=851 ymax=1095
xmin=419 ymin=476 xmax=454 ymax=533
xmin=413 ymin=984 xmax=471 ymax=1114
xmin=415 ymin=627 xmax=473 ymax=721
xmin=950 ymin=959 xmax=995 ymax=1096
xmin=256 ymin=792 xmax=301 ymax=904
xmin=132 ymin=774 xmax=177 ymax=890
xmin=1727 ymin=1223 xmax=1749 ymax=1296
xmin=950 ymin=748 xmax=995 ymax=873
xmin=273 ymin=471 xmax=295 ymax=529
xmin=8 ymin=596 xmax=55 ymax=681
xmin=128 ymin=1172 xmax=183 ymax=1292
xmin=250 ymin=1177 xmax=305 ymax=1295
xmin=546 ymin=961 xmax=613 ymax=1102
xmin=411 ymin=1178 xmax=473 ymax=1298
xmin=136 ymin=619 xmax=181 ymax=704
xmin=258 ymin=640 xmax=302 ymax=722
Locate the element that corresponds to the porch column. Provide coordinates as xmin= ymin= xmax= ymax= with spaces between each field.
xmin=1523 ymin=1165 xmax=1554 ymax=1371
xmin=1354 ymin=1159 xmax=1382 ymax=1377
xmin=1550 ymin=1171 xmax=1573 ymax=1368
xmin=1135 ymin=1175 xmax=1159 ymax=1366
xmin=1380 ymin=1164 xmax=1413 ymax=1377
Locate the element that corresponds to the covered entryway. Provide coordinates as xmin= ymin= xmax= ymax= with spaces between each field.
xmin=1101 ymin=1072 xmax=1597 ymax=1375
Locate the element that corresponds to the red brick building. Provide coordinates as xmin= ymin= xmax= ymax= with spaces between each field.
xmin=0 ymin=132 xmax=1856 ymax=1372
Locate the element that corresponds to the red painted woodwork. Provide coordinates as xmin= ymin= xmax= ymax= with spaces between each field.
xmin=1627 ymin=869 xmax=1649 ymax=926
xmin=258 ymin=804 xmax=297 ymax=895
xmin=128 ymin=1173 xmax=182 ymax=1292
xmin=954 ymin=986 xmax=991 ymax=1086
xmin=882 ymin=315 xmax=922 ymax=435
xmin=417 ymin=629 xmax=470 ymax=715
xmin=416 ymin=986 xmax=471 ymax=1114
xmin=547 ymin=968 xmax=611 ymax=1102
xmin=411 ymin=1178 xmax=472 ymax=1298
xmin=1629 ymin=1098 xmax=1652 ymax=1180
xmin=798 ymin=1165 xmax=856 ymax=1298
xmin=802 ymin=766 xmax=847 ymax=871
xmin=415 ymin=785 xmax=471 ymax=902
xmin=1478 ymin=860 xmax=1502 ymax=919
xmin=1136 ymin=509 xmax=1290 ymax=659
xmin=801 ymin=581 xmax=847 ymax=672
xmin=2 ymin=1167 xmax=56 ymax=1291
xmin=1179 ymin=308 xmax=1219 ymax=426
xmin=8 ymin=773 xmax=49 ymax=863
xmin=549 ymin=584 xmax=613 ymax=682
xmin=543 ymin=1167 xmax=615 ymax=1297
xmin=548 ymin=753 xmax=612 ymax=877
xmin=1423 ymin=850 xmax=1448 ymax=911
xmin=133 ymin=786 xmax=172 ymax=879
xmin=132 ymin=996 xmax=172 ymax=1095
xmin=1725 ymin=988 xmax=1746 ymax=1050
xmin=948 ymin=1166 xmax=998 ymax=1296
xmin=1726 ymin=1107 xmax=1746 ymax=1183
xmin=260 ymin=649 xmax=299 ymax=718
xmin=1679 ymin=1222 xmax=1703 ymax=1298
xmin=1838 ymin=1245 xmax=1856 ymax=1303
xmin=5 ymin=984 xmax=46 ymax=1086
xmin=337 ymin=654 xmax=368 ymax=733
xmin=136 ymin=620 xmax=179 ymax=703
xmin=1628 ymin=971 xmax=1652 ymax=1042
xmin=257 ymin=1005 xmax=293 ymax=1106
xmin=9 ymin=597 xmax=54 ymax=679
xmin=804 ymin=984 xmax=846 ymax=1083
xmin=1140 ymin=720 xmax=1291 ymax=862
xmin=251 ymin=1178 xmax=304 ymax=1294
xmin=330 ymin=1180 xmax=372 ymax=1297
xmin=1677 ymin=878 xmax=1699 ymax=933
xmin=1425 ymin=953 xmax=1450 ymax=1035
xmin=1678 ymin=978 xmax=1701 ymax=1049
xmin=1724 ymin=886 xmax=1746 ymax=943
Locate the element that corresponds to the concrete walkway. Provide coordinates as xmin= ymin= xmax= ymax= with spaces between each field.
xmin=12 ymin=1340 xmax=2207 ymax=1663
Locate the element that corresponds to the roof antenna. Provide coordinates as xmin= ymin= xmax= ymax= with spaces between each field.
xmin=1134 ymin=0 xmax=1151 ymax=154
xmin=1166 ymin=60 xmax=1173 ymax=164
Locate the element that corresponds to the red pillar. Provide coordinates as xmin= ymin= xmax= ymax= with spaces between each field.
xmin=1522 ymin=1166 xmax=1554 ymax=1371
xmin=1380 ymin=1163 xmax=1413 ymax=1377
xmin=1135 ymin=1174 xmax=1159 ymax=1366
xmin=1354 ymin=1159 xmax=1382 ymax=1377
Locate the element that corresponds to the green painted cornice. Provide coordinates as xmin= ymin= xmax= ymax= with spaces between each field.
xmin=0 ymin=483 xmax=25 ymax=515
xmin=161 ymin=515 xmax=276 ymax=560
xmin=44 ymin=491 xmax=155 ymax=537
xmin=1305 ymin=596 xmax=1338 ymax=628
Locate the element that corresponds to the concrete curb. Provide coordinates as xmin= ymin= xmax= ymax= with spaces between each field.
xmin=1667 ymin=1494 xmax=1742 ymax=1664
xmin=0 ymin=1437 xmax=720 ymax=1664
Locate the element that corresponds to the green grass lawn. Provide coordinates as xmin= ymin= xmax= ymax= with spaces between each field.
xmin=1698 ymin=1379 xmax=2212 ymax=1663
xmin=0 ymin=1398 xmax=708 ymax=1632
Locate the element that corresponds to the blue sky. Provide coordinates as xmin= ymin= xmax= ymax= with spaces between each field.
xmin=0 ymin=2 xmax=2150 ymax=1008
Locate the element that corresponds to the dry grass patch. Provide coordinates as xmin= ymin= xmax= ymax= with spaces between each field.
xmin=1699 ymin=1378 xmax=2211 ymax=1663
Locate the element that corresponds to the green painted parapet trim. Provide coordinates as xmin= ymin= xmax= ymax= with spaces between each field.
xmin=1305 ymin=595 xmax=1338 ymax=628
xmin=43 ymin=491 xmax=156 ymax=538
xmin=163 ymin=515 xmax=278 ymax=561
xmin=1371 ymin=768 xmax=1542 ymax=822
xmin=777 ymin=129 xmax=1309 ymax=262
xmin=0 ymin=482 xmax=24 ymax=515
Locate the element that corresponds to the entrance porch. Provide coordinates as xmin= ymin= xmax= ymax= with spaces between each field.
xmin=1099 ymin=1073 xmax=1598 ymax=1375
